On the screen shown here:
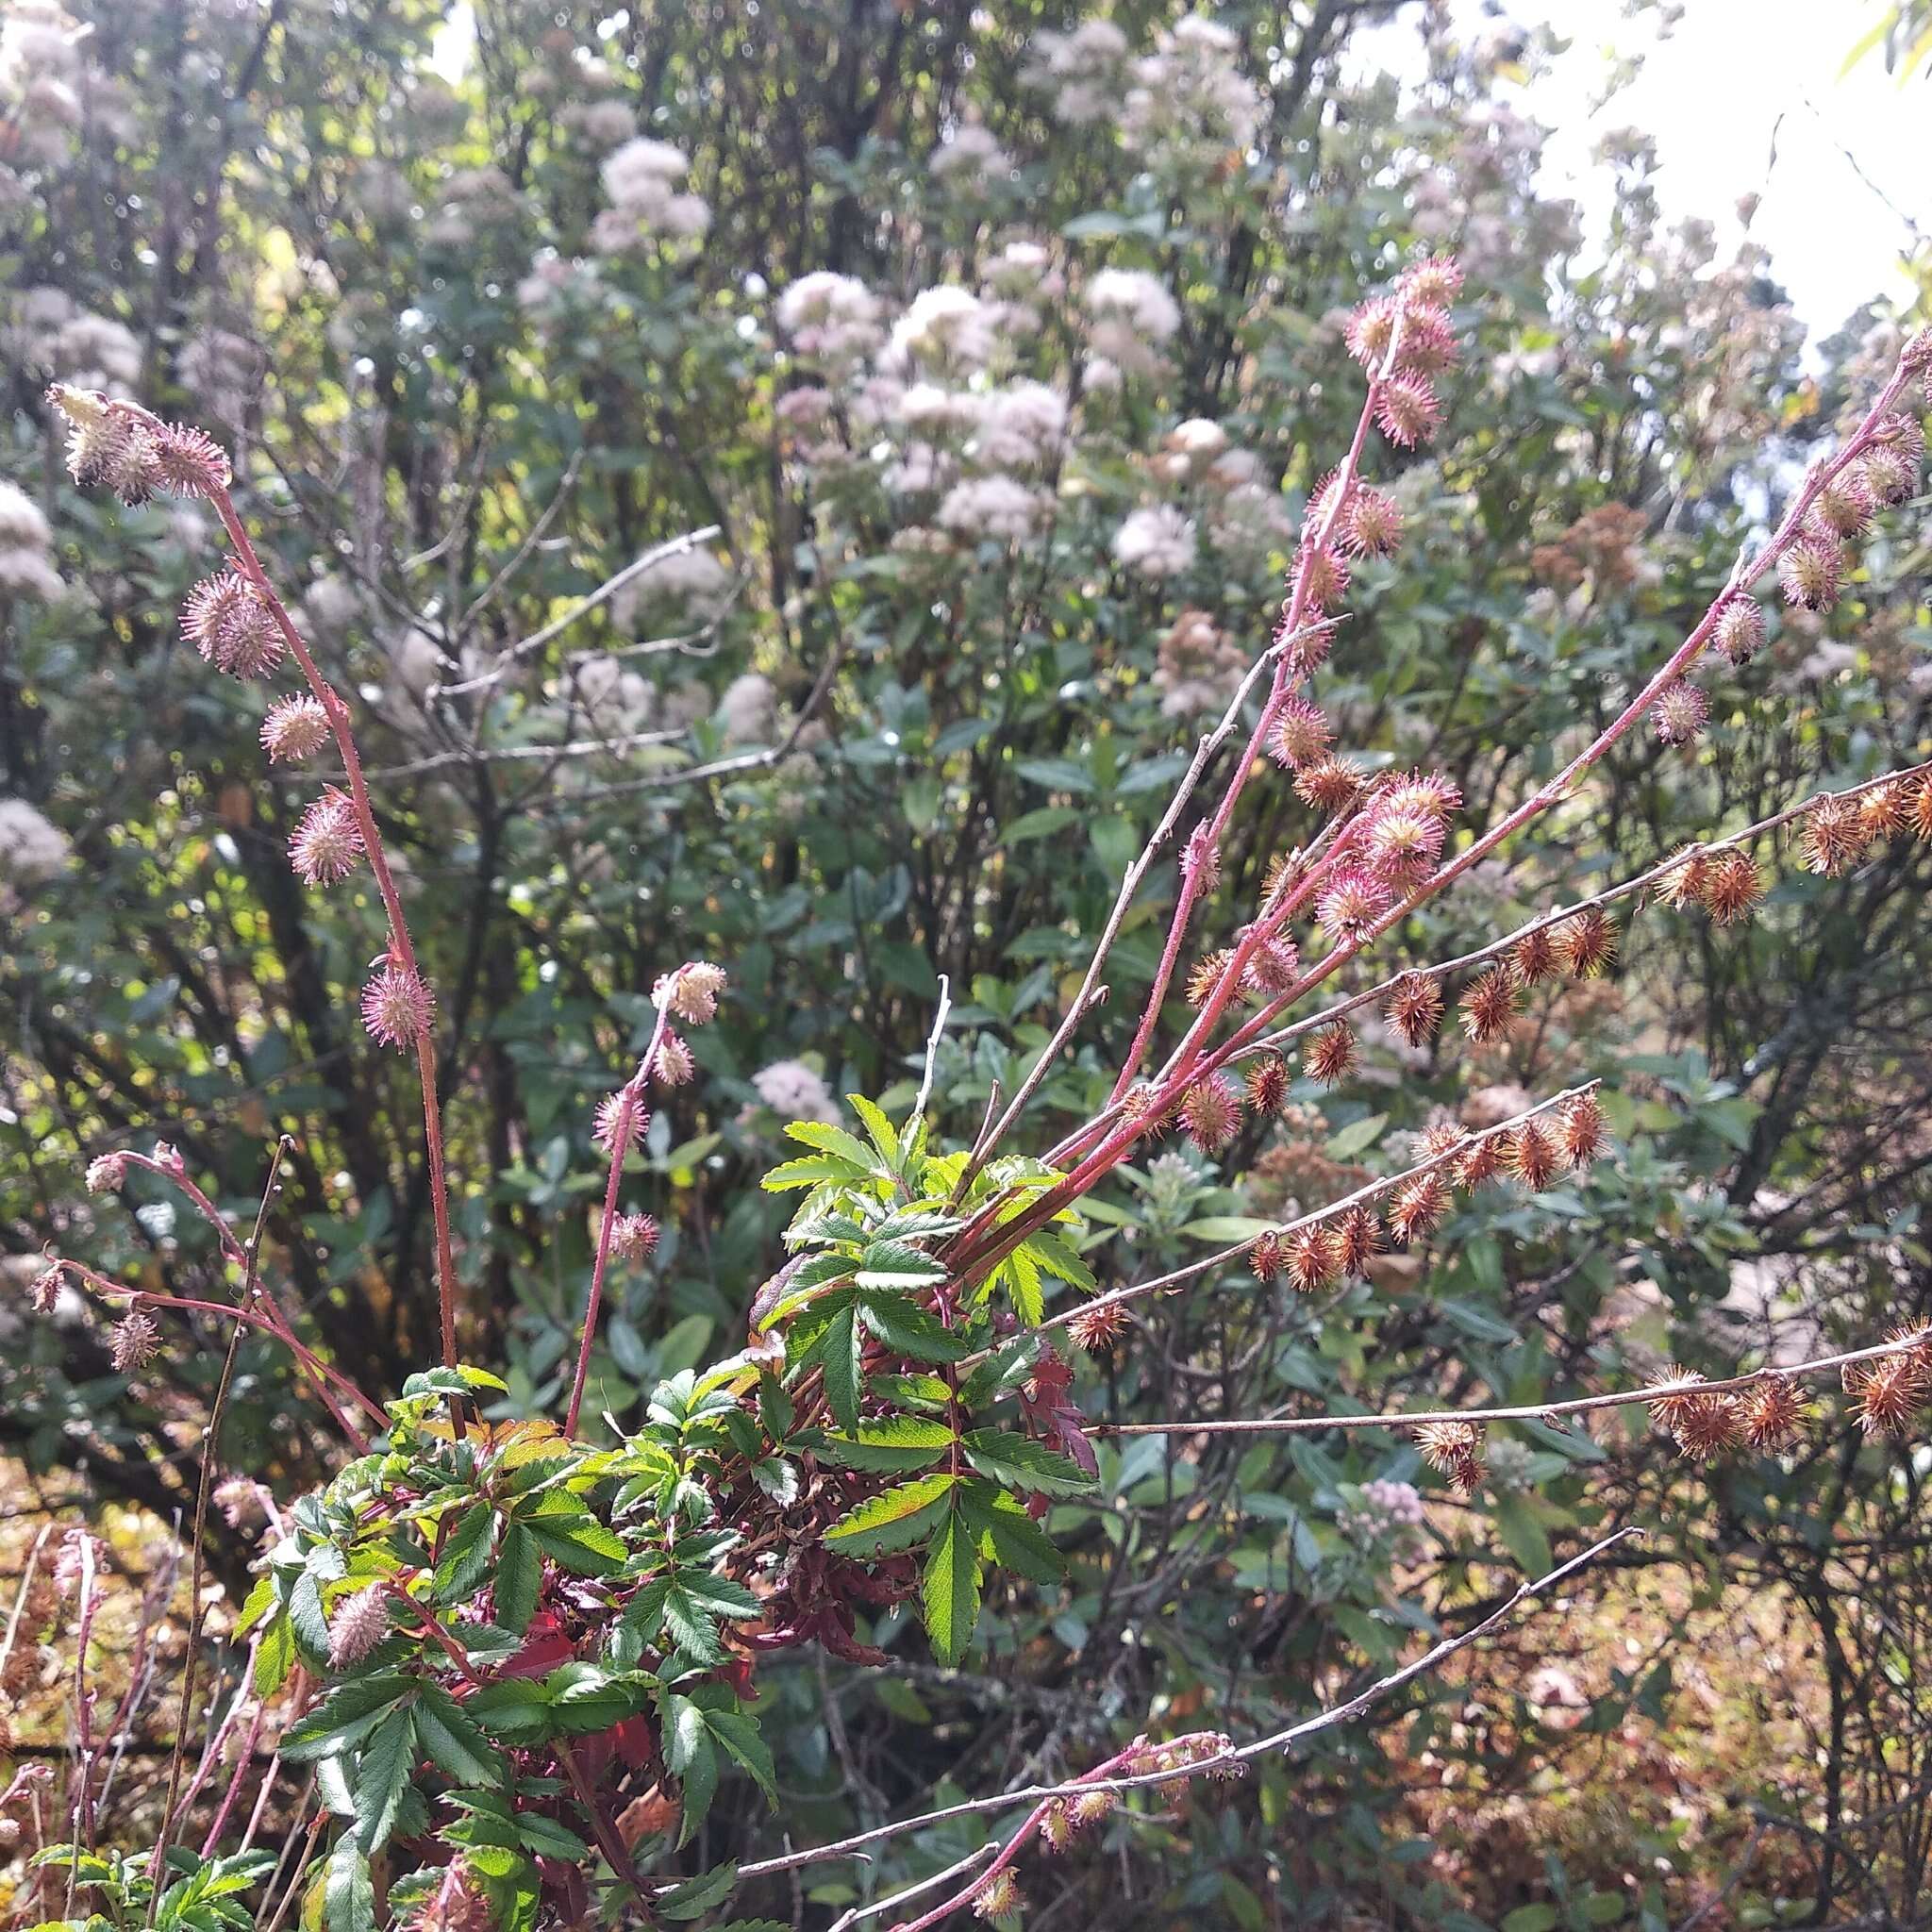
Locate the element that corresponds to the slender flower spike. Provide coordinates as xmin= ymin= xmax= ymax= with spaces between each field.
xmin=1386 ymin=971 xmax=1443 ymax=1048
xmin=1700 ymin=850 xmax=1765 ymax=925
xmin=182 ymin=571 xmax=285 ymax=679
xmin=593 ymin=1089 xmax=648 ymax=1156
xmin=360 ymin=962 xmax=434 ymax=1050
xmin=1777 ymin=533 xmax=1842 ymax=611
xmin=1374 ymin=373 xmax=1442 ymax=447
xmin=109 ymin=1312 xmax=160 ymax=1374
xmin=1459 ymin=964 xmax=1520 ymax=1043
xmin=1414 ymin=1418 xmax=1484 ymax=1496
xmin=1304 ymin=1021 xmax=1358 ymax=1087
xmin=610 ymin=1212 xmax=660 ymax=1262
xmin=653 ymin=960 xmax=727 ymax=1024
xmin=289 ymin=789 xmax=364 ymax=887
xmin=1711 ymin=595 xmax=1765 ymax=665
xmin=261 ymin=694 xmax=331 ymax=763
xmin=1180 ymin=1074 xmax=1242 ymax=1153
xmin=326 ymin=1583 xmax=391 ymax=1670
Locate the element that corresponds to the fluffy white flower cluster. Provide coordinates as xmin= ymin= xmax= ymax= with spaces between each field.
xmin=0 ymin=795 xmax=70 ymax=885
xmin=887 ymin=286 xmax=1000 ymax=373
xmin=750 ymin=1059 xmax=840 ymax=1126
xmin=776 ymin=272 xmax=885 ymax=366
xmin=560 ymin=98 xmax=637 ymax=151
xmin=1022 ymin=18 xmax=1130 ymax=126
xmin=928 ymin=120 xmax=1011 ymax=192
xmin=1082 ymin=267 xmax=1182 ymax=386
xmin=1122 ymin=13 xmax=1260 ymax=164
xmin=425 ymin=166 xmax=528 ymax=249
xmin=179 ymin=326 xmax=263 ymax=429
xmin=1151 ymin=608 xmax=1245 ymax=719
xmin=1113 ymin=503 xmax=1196 ymax=579
xmin=7 ymin=287 xmax=142 ymax=395
xmin=936 ymin=475 xmax=1049 ymax=545
xmin=608 ymin=544 xmax=734 ymax=634
xmin=0 ymin=1 xmax=89 ymax=173
xmin=592 ymin=137 xmax=709 ymax=254
xmin=716 ymin=671 xmax=780 ymax=745
xmin=0 ymin=478 xmax=62 ymax=605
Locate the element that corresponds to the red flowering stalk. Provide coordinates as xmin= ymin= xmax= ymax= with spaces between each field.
xmin=48 ymin=384 xmax=466 ymax=1376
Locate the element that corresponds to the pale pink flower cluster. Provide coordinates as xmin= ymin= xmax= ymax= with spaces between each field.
xmin=750 ymin=1059 xmax=840 ymax=1125
xmin=592 ymin=137 xmax=709 ymax=254
xmin=1121 ymin=14 xmax=1260 ymax=165
xmin=1022 ymin=18 xmax=1131 ymax=126
xmin=0 ymin=479 xmax=62 ymax=604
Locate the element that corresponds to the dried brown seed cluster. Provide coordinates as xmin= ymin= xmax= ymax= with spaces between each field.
xmin=1414 ymin=1418 xmax=1485 ymax=1496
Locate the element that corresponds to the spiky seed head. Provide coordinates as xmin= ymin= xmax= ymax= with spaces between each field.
xmin=653 ymin=960 xmax=727 ymax=1024
xmin=1068 ymin=1297 xmax=1129 ymax=1353
xmin=1374 ymin=373 xmax=1441 ymax=448
xmin=1418 ymin=1121 xmax=1468 ymax=1165
xmin=1507 ymin=1120 xmax=1559 ymax=1192
xmin=326 ymin=1583 xmax=391 ymax=1669
xmin=1363 ymin=802 xmax=1442 ymax=883
xmin=1335 ymin=1205 xmax=1382 ymax=1275
xmin=1452 ymin=1131 xmax=1504 ymax=1190
xmin=1459 ymin=964 xmax=1520 ymax=1042
xmin=260 ymin=694 xmax=331 ymax=763
xmin=1386 ymin=971 xmax=1443 ymax=1048
xmin=1656 ymin=850 xmax=1708 ymax=910
xmin=182 ymin=571 xmax=285 ymax=679
xmin=653 ymin=1031 xmax=696 ymax=1086
xmin=1395 ymin=301 xmax=1459 ymax=376
xmin=1268 ymin=697 xmax=1332 ymax=770
xmin=1294 ymin=543 xmax=1350 ymax=614
xmin=289 ymin=789 xmax=364 ymax=887
xmin=1179 ymin=1074 xmax=1242 ymax=1153
xmin=1245 ymin=936 xmax=1301 ymax=993
xmin=1800 ymin=794 xmax=1863 ymax=876
xmin=360 ymin=962 xmax=434 ymax=1050
xmin=1041 ymin=1803 xmax=1074 ymax=1853
xmin=1556 ymin=907 xmax=1617 ymax=978
xmin=1859 ymin=444 xmax=1917 ymax=508
xmin=1382 ymin=771 xmax=1462 ymax=823
xmin=30 ymin=1267 xmax=64 ymax=1314
xmin=1777 ymin=532 xmax=1842 ymax=611
xmin=1700 ymin=850 xmax=1764 ymax=924
xmin=1120 ymin=1082 xmax=1168 ymax=1137
xmin=110 ymin=1312 xmax=160 ymax=1373
xmin=1654 ymin=678 xmax=1708 ymax=748
xmin=1912 ymin=776 xmax=1932 ymax=842
xmin=1846 ymin=1347 xmax=1930 ymax=1438
xmin=1341 ymin=485 xmax=1403 ymax=558
xmin=1711 ymin=595 xmax=1765 ymax=664
xmin=593 ymin=1089 xmax=647 ymax=1156
xmin=1181 ymin=824 xmax=1221 ymax=897
xmin=153 ymin=423 xmax=232 ymax=500
xmin=1068 ymin=1787 xmax=1116 ymax=1827
xmin=1287 ymin=1225 xmax=1340 ymax=1294
xmin=1186 ymin=950 xmax=1233 ymax=1008
xmin=1808 ymin=470 xmax=1873 ymax=540
xmin=1248 ymin=1230 xmax=1286 ymax=1282
xmin=1388 ymin=1170 xmax=1448 ymax=1244
xmin=1244 ymin=1054 xmax=1290 ymax=1116
xmin=1858 ymin=779 xmax=1909 ymax=840
xmin=1647 ymin=1367 xmax=1740 ymax=1457
xmin=85 ymin=1152 xmax=127 ymax=1192
xmin=1316 ymin=866 xmax=1391 ymax=942
xmin=1304 ymin=1021 xmax=1357 ymax=1087
xmin=1293 ymin=757 xmax=1364 ymax=812
xmin=1398 ymin=255 xmax=1464 ymax=306
xmin=972 ymin=1871 xmax=1022 ymax=1922
xmin=1414 ymin=1419 xmax=1484 ymax=1496
xmin=1872 ymin=409 xmax=1925 ymax=469
xmin=1344 ymin=295 xmax=1398 ymax=368
xmin=48 ymin=385 xmax=164 ymax=504
xmin=1512 ymin=925 xmax=1558 ymax=986
xmin=1740 ymin=1376 xmax=1807 ymax=1452
xmin=1557 ymin=1091 xmax=1606 ymax=1170
xmin=610 ymin=1212 xmax=659 ymax=1262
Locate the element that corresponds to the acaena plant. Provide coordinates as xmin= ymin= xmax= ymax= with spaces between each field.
xmin=22 ymin=257 xmax=1932 ymax=1932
